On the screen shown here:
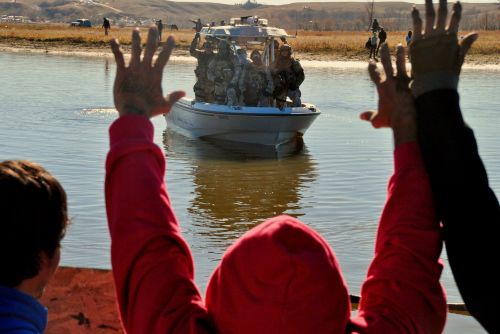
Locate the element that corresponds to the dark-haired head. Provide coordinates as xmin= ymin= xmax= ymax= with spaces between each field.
xmin=0 ymin=160 xmax=68 ymax=291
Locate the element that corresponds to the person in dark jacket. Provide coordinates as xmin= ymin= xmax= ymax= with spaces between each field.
xmin=102 ymin=17 xmax=110 ymax=36
xmin=156 ymin=19 xmax=163 ymax=41
xmin=191 ymin=18 xmax=203 ymax=33
xmin=371 ymin=18 xmax=381 ymax=32
xmin=0 ymin=160 xmax=69 ymax=333
xmin=410 ymin=1 xmax=498 ymax=332
xmin=376 ymin=27 xmax=387 ymax=56
xmin=362 ymin=0 xmax=498 ymax=331
xmin=271 ymin=44 xmax=304 ymax=108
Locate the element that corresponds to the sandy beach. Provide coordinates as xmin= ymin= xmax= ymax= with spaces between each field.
xmin=40 ymin=267 xmax=122 ymax=334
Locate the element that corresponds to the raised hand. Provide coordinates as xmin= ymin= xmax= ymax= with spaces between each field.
xmin=110 ymin=27 xmax=185 ymax=118
xmin=410 ymin=0 xmax=478 ymax=95
xmin=360 ymin=43 xmax=416 ymax=146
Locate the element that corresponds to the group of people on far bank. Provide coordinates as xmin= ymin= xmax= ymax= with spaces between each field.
xmin=1 ymin=1 xmax=498 ymax=333
xmin=366 ymin=18 xmax=387 ymax=59
xmin=190 ymin=33 xmax=304 ymax=108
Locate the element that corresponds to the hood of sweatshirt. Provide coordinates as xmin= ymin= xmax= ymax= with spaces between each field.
xmin=206 ymin=215 xmax=350 ymax=334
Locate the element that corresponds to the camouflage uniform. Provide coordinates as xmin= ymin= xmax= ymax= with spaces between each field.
xmin=272 ymin=44 xmax=304 ymax=108
xmin=207 ymin=40 xmax=240 ymax=105
xmin=239 ymin=51 xmax=273 ymax=107
xmin=190 ymin=34 xmax=215 ymax=103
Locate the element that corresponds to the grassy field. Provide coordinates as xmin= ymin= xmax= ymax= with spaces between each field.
xmin=1 ymin=23 xmax=499 ymax=62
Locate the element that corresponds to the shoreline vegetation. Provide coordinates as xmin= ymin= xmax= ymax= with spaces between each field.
xmin=1 ymin=24 xmax=499 ymax=64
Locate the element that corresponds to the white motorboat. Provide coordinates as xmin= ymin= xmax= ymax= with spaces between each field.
xmin=165 ymin=16 xmax=321 ymax=147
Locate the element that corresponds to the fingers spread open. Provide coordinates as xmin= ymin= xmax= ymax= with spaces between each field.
xmin=165 ymin=90 xmax=186 ymax=107
xmin=436 ymin=0 xmax=448 ymax=33
xmin=110 ymin=38 xmax=125 ymax=69
xmin=412 ymin=7 xmax=423 ymax=40
xmin=155 ymin=35 xmax=176 ymax=71
xmin=380 ymin=43 xmax=394 ymax=78
xmin=395 ymin=44 xmax=408 ymax=79
xmin=368 ymin=61 xmax=381 ymax=85
xmin=425 ymin=0 xmax=436 ymax=35
xmin=448 ymin=1 xmax=462 ymax=33
xmin=143 ymin=26 xmax=159 ymax=69
xmin=130 ymin=29 xmax=142 ymax=69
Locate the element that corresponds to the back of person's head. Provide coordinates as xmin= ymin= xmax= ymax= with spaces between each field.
xmin=206 ymin=215 xmax=350 ymax=334
xmin=0 ymin=160 xmax=68 ymax=288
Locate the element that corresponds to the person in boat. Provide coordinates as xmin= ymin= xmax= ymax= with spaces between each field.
xmin=207 ymin=40 xmax=240 ymax=105
xmin=0 ymin=160 xmax=69 ymax=333
xmin=272 ymin=44 xmax=304 ymax=108
xmin=267 ymin=37 xmax=288 ymax=67
xmin=190 ymin=32 xmax=215 ymax=103
xmin=106 ymin=25 xmax=447 ymax=333
xmin=238 ymin=49 xmax=274 ymax=107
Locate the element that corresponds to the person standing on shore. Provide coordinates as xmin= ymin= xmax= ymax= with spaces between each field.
xmin=0 ymin=160 xmax=69 ymax=333
xmin=191 ymin=18 xmax=203 ymax=33
xmin=376 ymin=27 xmax=387 ymax=56
xmin=405 ymin=30 xmax=413 ymax=46
xmin=102 ymin=17 xmax=110 ymax=36
xmin=157 ymin=19 xmax=163 ymax=42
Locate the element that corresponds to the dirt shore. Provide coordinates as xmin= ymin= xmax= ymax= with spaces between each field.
xmin=40 ymin=267 xmax=122 ymax=334
xmin=2 ymin=40 xmax=498 ymax=68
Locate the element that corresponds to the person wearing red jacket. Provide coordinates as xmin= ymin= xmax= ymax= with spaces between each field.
xmin=105 ymin=27 xmax=446 ymax=333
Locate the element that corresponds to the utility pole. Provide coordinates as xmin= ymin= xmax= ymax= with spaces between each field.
xmin=368 ymin=0 xmax=374 ymax=31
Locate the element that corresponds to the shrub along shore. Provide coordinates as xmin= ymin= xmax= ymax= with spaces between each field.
xmin=1 ymin=24 xmax=499 ymax=64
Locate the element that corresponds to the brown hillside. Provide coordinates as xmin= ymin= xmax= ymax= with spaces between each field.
xmin=1 ymin=1 xmax=498 ymax=30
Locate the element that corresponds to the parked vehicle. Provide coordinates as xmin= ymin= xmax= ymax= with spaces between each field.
xmin=70 ymin=19 xmax=92 ymax=27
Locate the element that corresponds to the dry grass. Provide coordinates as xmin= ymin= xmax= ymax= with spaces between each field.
xmin=0 ymin=23 xmax=194 ymax=46
xmin=289 ymin=30 xmax=500 ymax=58
xmin=1 ymin=23 xmax=499 ymax=61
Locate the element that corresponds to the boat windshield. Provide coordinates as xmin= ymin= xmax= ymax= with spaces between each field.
xmin=200 ymin=16 xmax=294 ymax=65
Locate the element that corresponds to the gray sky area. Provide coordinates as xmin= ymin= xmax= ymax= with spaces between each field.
xmin=174 ymin=0 xmax=497 ymax=4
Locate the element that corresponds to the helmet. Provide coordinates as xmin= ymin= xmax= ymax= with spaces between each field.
xmin=279 ymin=44 xmax=292 ymax=54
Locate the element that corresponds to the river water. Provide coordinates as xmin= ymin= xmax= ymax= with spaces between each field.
xmin=1 ymin=52 xmax=498 ymax=333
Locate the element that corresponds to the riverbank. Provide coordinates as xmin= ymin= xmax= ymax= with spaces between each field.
xmin=40 ymin=267 xmax=469 ymax=333
xmin=2 ymin=38 xmax=499 ymax=71
xmin=1 ymin=24 xmax=499 ymax=66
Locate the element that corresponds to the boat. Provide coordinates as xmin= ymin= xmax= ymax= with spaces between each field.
xmin=165 ymin=16 xmax=320 ymax=147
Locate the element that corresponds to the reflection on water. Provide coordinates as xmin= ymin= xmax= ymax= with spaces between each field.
xmin=163 ymin=129 xmax=317 ymax=238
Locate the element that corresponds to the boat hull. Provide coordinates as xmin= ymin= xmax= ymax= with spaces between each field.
xmin=165 ymin=98 xmax=320 ymax=146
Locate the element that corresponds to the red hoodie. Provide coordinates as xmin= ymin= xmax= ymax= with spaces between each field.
xmin=105 ymin=115 xmax=446 ymax=334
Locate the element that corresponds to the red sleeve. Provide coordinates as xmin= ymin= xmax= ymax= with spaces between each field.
xmin=349 ymin=142 xmax=447 ymax=334
xmin=105 ymin=115 xmax=213 ymax=334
